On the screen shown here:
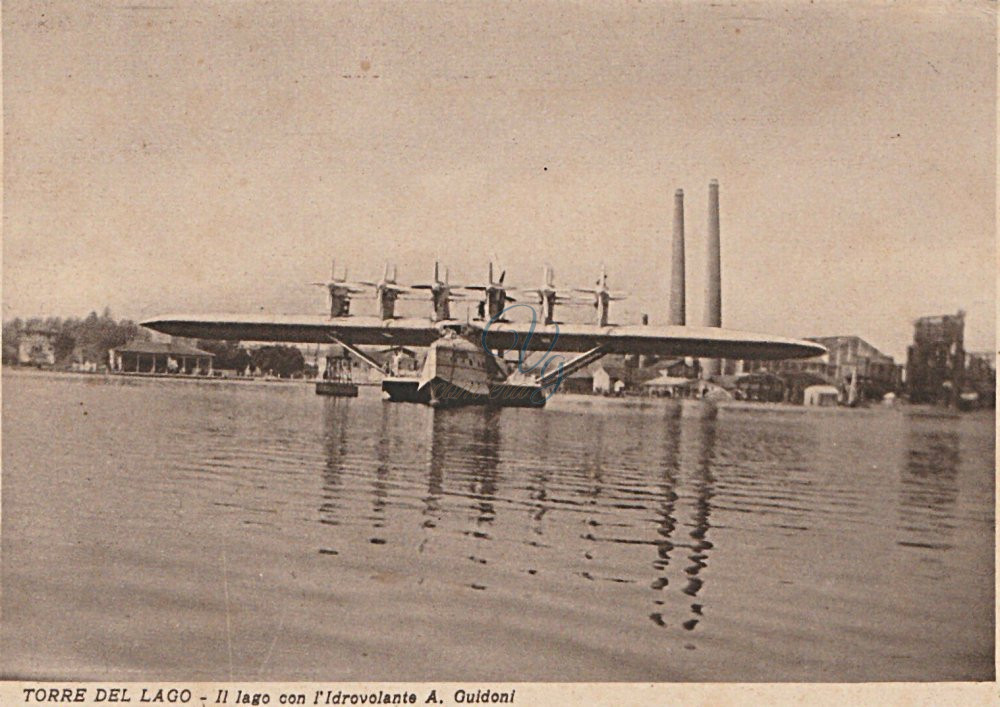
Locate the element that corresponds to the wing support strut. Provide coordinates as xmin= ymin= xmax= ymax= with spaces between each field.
xmin=325 ymin=334 xmax=385 ymax=373
xmin=538 ymin=344 xmax=608 ymax=388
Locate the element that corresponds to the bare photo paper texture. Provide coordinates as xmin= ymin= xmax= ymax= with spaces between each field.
xmin=1 ymin=0 xmax=997 ymax=704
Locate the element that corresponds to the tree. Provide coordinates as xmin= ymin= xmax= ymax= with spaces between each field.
xmin=249 ymin=345 xmax=305 ymax=378
xmin=198 ymin=340 xmax=251 ymax=372
xmin=2 ymin=310 xmax=150 ymax=366
xmin=53 ymin=332 xmax=76 ymax=362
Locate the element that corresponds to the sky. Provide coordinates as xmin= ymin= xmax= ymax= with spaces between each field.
xmin=4 ymin=0 xmax=996 ymax=360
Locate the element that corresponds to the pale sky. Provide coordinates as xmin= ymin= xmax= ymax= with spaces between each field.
xmin=4 ymin=0 xmax=996 ymax=360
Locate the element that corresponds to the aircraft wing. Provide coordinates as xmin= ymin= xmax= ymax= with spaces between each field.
xmin=473 ymin=320 xmax=826 ymax=360
xmin=142 ymin=312 xmax=825 ymax=360
xmin=141 ymin=313 xmax=445 ymax=348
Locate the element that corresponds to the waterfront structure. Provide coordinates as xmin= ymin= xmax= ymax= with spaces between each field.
xmin=777 ymin=370 xmax=832 ymax=405
xmin=112 ymin=340 xmax=214 ymax=374
xmin=730 ymin=371 xmax=786 ymax=402
xmin=964 ymin=351 xmax=996 ymax=408
xmin=808 ymin=336 xmax=900 ymax=396
xmin=804 ymin=384 xmax=840 ymax=406
xmin=906 ymin=311 xmax=966 ymax=405
xmin=321 ymin=344 xmax=421 ymax=384
xmin=593 ymin=364 xmax=657 ymax=394
xmin=741 ymin=335 xmax=899 ymax=401
xmin=641 ymin=374 xmax=692 ymax=397
xmin=593 ymin=357 xmax=698 ymax=395
xmin=16 ymin=329 xmax=57 ymax=366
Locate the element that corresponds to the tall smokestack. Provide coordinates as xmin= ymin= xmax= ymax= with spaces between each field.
xmin=702 ymin=179 xmax=722 ymax=378
xmin=669 ymin=189 xmax=686 ymax=325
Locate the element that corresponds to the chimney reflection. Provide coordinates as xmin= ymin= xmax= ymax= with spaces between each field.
xmin=649 ymin=403 xmax=717 ymax=633
xmin=580 ymin=416 xmax=608 ymax=567
xmin=682 ymin=413 xmax=717 ymax=631
xmin=649 ymin=405 xmax=681 ymax=603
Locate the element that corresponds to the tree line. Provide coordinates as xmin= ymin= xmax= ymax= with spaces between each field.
xmin=195 ymin=340 xmax=307 ymax=378
xmin=2 ymin=309 xmax=149 ymax=366
xmin=3 ymin=310 xmax=308 ymax=378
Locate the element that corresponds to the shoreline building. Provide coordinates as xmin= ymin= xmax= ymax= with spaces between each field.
xmin=906 ymin=311 xmax=965 ymax=405
xmin=592 ymin=357 xmax=698 ymax=396
xmin=737 ymin=335 xmax=900 ymax=402
xmin=111 ymin=340 xmax=215 ymax=375
xmin=964 ymin=351 xmax=996 ymax=408
xmin=16 ymin=329 xmax=57 ymax=367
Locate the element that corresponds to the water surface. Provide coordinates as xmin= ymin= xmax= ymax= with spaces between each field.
xmin=2 ymin=371 xmax=994 ymax=681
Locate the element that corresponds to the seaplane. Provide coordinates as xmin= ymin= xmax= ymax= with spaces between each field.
xmin=142 ymin=258 xmax=826 ymax=408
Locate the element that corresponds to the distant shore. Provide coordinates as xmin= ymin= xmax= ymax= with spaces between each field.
xmin=0 ymin=365 xmax=348 ymax=387
xmin=3 ymin=366 xmax=988 ymax=419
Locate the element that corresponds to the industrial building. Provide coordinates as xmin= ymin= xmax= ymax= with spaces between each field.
xmin=905 ymin=311 xmax=966 ymax=405
xmin=739 ymin=335 xmax=900 ymax=401
xmin=964 ymin=351 xmax=996 ymax=408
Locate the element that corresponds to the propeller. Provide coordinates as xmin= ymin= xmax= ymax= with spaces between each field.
xmin=406 ymin=261 xmax=472 ymax=320
xmin=355 ymin=262 xmax=413 ymax=296
xmin=459 ymin=261 xmax=516 ymax=300
xmin=457 ymin=261 xmax=518 ymax=321
xmin=369 ymin=263 xmax=416 ymax=319
xmin=312 ymin=261 xmax=412 ymax=294
xmin=569 ymin=265 xmax=628 ymax=326
xmin=570 ymin=264 xmax=629 ymax=301
xmin=509 ymin=264 xmax=600 ymax=324
xmin=312 ymin=260 xmax=415 ymax=319
xmin=515 ymin=264 xmax=583 ymax=302
xmin=312 ymin=258 xmax=366 ymax=317
xmin=310 ymin=258 xmax=366 ymax=293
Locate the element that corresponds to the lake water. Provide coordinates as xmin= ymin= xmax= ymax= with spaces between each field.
xmin=1 ymin=370 xmax=994 ymax=681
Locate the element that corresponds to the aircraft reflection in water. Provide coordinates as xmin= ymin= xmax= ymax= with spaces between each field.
xmin=316 ymin=397 xmax=722 ymax=635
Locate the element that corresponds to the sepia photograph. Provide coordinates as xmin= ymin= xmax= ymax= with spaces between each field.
xmin=2 ymin=0 xmax=996 ymax=698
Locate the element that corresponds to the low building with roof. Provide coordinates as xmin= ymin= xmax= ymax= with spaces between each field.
xmin=804 ymin=384 xmax=841 ymax=406
xmin=111 ymin=340 xmax=215 ymax=374
xmin=594 ymin=357 xmax=699 ymax=396
xmin=593 ymin=364 xmax=659 ymax=395
xmin=556 ymin=367 xmax=595 ymax=394
xmin=730 ymin=372 xmax=786 ymax=402
xmin=777 ymin=371 xmax=832 ymax=405
xmin=641 ymin=374 xmax=693 ymax=397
